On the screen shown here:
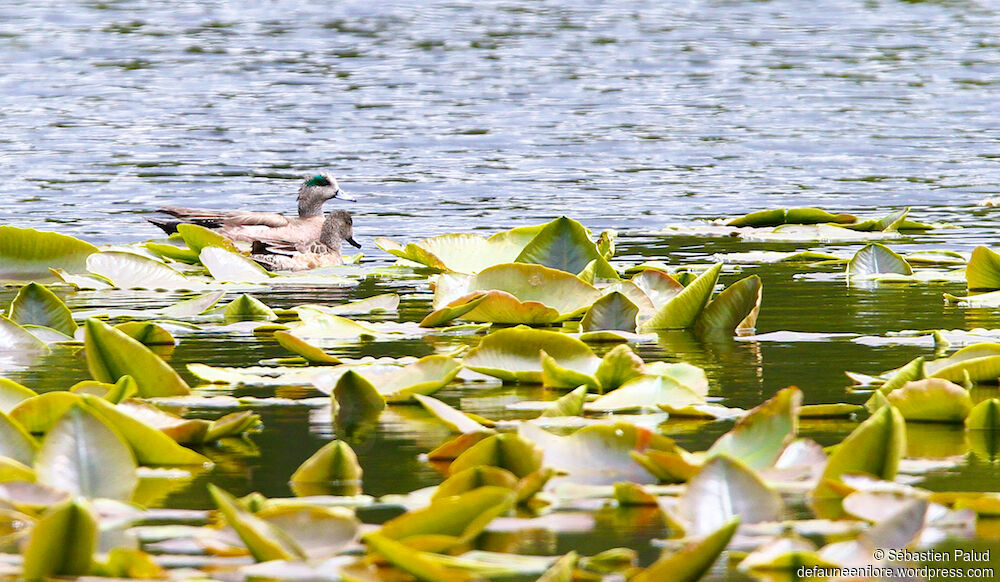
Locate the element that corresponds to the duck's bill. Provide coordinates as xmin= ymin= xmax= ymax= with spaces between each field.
xmin=335 ymin=188 xmax=357 ymax=202
xmin=347 ymin=237 xmax=361 ymax=248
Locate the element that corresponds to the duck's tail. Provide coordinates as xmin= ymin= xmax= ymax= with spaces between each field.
xmin=147 ymin=217 xmax=182 ymax=235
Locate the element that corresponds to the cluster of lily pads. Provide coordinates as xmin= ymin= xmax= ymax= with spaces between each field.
xmin=0 ymin=208 xmax=996 ymax=581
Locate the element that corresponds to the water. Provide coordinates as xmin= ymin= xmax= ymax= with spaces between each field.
xmin=3 ymin=0 xmax=1000 ymax=578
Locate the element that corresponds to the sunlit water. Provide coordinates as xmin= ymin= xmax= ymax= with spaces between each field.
xmin=3 ymin=0 xmax=1000 ymax=578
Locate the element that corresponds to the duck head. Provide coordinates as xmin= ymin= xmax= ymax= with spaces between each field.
xmin=321 ymin=210 xmax=361 ymax=250
xmin=298 ymin=173 xmax=355 ymax=216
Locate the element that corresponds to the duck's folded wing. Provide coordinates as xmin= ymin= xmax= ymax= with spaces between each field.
xmin=221 ymin=212 xmax=291 ymax=228
xmin=157 ymin=206 xmax=243 ymax=221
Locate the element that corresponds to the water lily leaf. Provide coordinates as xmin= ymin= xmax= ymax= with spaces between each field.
xmin=113 ymin=321 xmax=175 ymax=346
xmin=539 ymin=386 xmax=588 ymax=418
xmin=84 ymin=318 xmax=191 ymax=397
xmin=199 ymin=246 xmax=271 ymax=283
xmin=10 ymin=391 xmax=83 ymax=433
xmin=630 ymin=270 xmax=685 ymax=309
xmin=799 ymin=403 xmax=863 ymax=418
xmin=0 ymin=379 xmax=37 ymax=413
xmin=644 ymin=362 xmax=710 ymax=397
xmin=715 ymin=250 xmax=845 ymax=264
xmin=108 ymin=399 xmax=207 ymax=444
xmin=0 ymin=408 xmax=37 ymax=465
xmin=580 ymin=292 xmax=638 ymax=333
xmin=812 ymin=405 xmax=906 ymax=500
xmin=0 ymin=456 xmax=35 ymax=483
xmin=515 ymin=216 xmax=607 ymax=275
xmin=273 ymin=330 xmax=341 ymax=364
xmin=587 ymin=374 xmax=704 ymax=412
xmin=90 ymin=547 xmax=166 ymax=579
xmin=885 ymin=378 xmax=972 ymax=423
xmin=224 ymin=293 xmax=277 ymax=320
xmin=333 ymin=370 xmax=386 ymax=428
xmin=846 ymin=243 xmax=912 ymax=278
xmin=420 ymin=293 xmax=489 ymax=327
xmin=290 ymin=440 xmax=363 ymax=484
xmin=364 ymin=531 xmax=473 ymax=581
xmin=737 ymin=534 xmax=834 ymax=572
xmin=204 ymin=410 xmax=261 ymax=442
xmin=966 ymin=399 xmax=1000 ymax=430
xmin=631 ymin=448 xmax=701 ymax=483
xmin=35 ymin=404 xmax=138 ymax=500
xmin=613 ymin=482 xmax=659 ymax=506
xmin=377 ymin=232 xmax=523 ymax=273
xmin=159 ymin=291 xmax=226 ymax=317
xmin=693 ymin=275 xmax=762 ymax=335
xmin=176 ymin=223 xmax=241 ymax=255
xmin=143 ymin=242 xmax=201 ymax=264
xmin=414 ymin=394 xmax=487 ymax=433
xmin=464 ymin=327 xmax=598 ymax=383
xmin=446 ymin=290 xmax=562 ymax=324
xmin=631 ymin=518 xmax=739 ymax=582
xmin=434 ymin=466 xmax=518 ymax=501
xmin=7 ymin=282 xmax=76 ymax=336
xmin=79 ymin=395 xmax=210 ymax=466
xmin=877 ymin=356 xmax=925 ymax=394
xmin=289 ymin=306 xmax=380 ymax=340
xmin=676 ymin=456 xmax=782 ymax=536
xmin=86 ymin=251 xmax=192 ymax=289
xmin=375 ymin=355 xmax=463 ymax=401
xmin=208 ymin=484 xmax=306 ymax=562
xmin=641 ymin=263 xmax=721 ymax=330
xmin=49 ymin=267 xmax=113 ymax=289
xmin=455 ymin=263 xmax=601 ymax=323
xmin=450 ymin=433 xmax=543 ymax=479
xmin=377 ymin=486 xmax=516 ymax=551
xmin=727 ymin=208 xmax=856 ymax=227
xmin=519 ymin=422 xmax=678 ymax=485
xmin=0 ymin=226 xmax=98 ymax=280
xmin=967 ymin=246 xmax=1000 ymax=291
xmin=926 ymin=344 xmax=1000 ymax=383
xmin=540 ymin=350 xmax=599 ymax=390
xmin=22 ymin=497 xmax=98 ymax=579
xmin=0 ymin=315 xmax=49 ymax=353
xmin=706 ymin=387 xmax=801 ymax=470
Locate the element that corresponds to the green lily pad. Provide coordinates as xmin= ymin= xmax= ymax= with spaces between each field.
xmin=113 ymin=321 xmax=175 ymax=346
xmin=966 ymin=398 xmax=1000 ymax=430
xmin=885 ymin=378 xmax=972 ymax=423
xmin=22 ymin=497 xmax=98 ymax=579
xmin=200 ymin=246 xmax=272 ymax=283
xmin=143 ymin=242 xmax=200 ymax=264
xmin=209 ymin=484 xmax=306 ymax=562
xmin=641 ymin=264 xmax=722 ymax=330
xmin=224 ymin=294 xmax=277 ymax=320
xmin=967 ymin=246 xmax=1000 ymax=291
xmin=877 ymin=356 xmax=925 ymax=394
xmin=926 ymin=343 xmax=1000 ymax=383
xmin=631 ymin=518 xmax=740 ymax=582
xmin=377 ymin=486 xmax=516 ymax=551
xmin=414 ymin=394 xmax=488 ymax=434
xmin=159 ymin=291 xmax=226 ymax=317
xmin=0 ymin=315 xmax=49 ymax=353
xmin=706 ymin=386 xmax=801 ymax=470
xmin=693 ymin=275 xmax=762 ymax=336
xmin=86 ymin=251 xmax=192 ymax=289
xmin=10 ymin=391 xmax=83 ymax=434
xmin=333 ymin=370 xmax=386 ymax=429
xmin=515 ymin=216 xmax=613 ymax=276
xmin=7 ymin=282 xmax=76 ymax=336
xmin=0 ymin=379 xmax=37 ymax=413
xmin=273 ymin=330 xmax=342 ymax=364
xmin=84 ymin=318 xmax=190 ymax=397
xmin=449 ymin=433 xmax=543 ymax=479
xmin=434 ymin=466 xmax=518 ymax=500
xmin=580 ymin=291 xmax=638 ymax=333
xmin=586 ymin=374 xmax=704 ymax=412
xmin=812 ymin=405 xmax=906 ymax=501
xmin=0 ymin=408 xmax=38 ymax=465
xmin=676 ymin=456 xmax=781 ymax=535
xmin=175 ymin=223 xmax=241 ymax=255
xmin=846 ymin=243 xmax=912 ymax=279
xmin=538 ymin=386 xmax=588 ymax=418
xmin=726 ymin=208 xmax=856 ymax=227
xmin=463 ymin=327 xmax=598 ymax=383
xmin=364 ymin=531 xmax=473 ymax=581
xmin=0 ymin=226 xmax=98 ymax=280
xmin=34 ymin=404 xmax=138 ymax=500
xmin=290 ymin=440 xmax=363 ymax=484
xmin=593 ymin=344 xmax=646 ymax=392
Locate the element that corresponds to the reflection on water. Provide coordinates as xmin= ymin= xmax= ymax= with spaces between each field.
xmin=4 ymin=0 xmax=1000 ymax=578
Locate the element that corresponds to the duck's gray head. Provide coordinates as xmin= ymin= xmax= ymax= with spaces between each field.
xmin=298 ymin=173 xmax=355 ymax=216
xmin=320 ymin=210 xmax=361 ymax=250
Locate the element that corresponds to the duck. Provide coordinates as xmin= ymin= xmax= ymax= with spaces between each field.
xmin=250 ymin=210 xmax=361 ymax=271
xmin=148 ymin=173 xmax=354 ymax=245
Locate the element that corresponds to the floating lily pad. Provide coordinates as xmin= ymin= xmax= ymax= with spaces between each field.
xmin=0 ymin=226 xmax=98 ymax=280
xmin=209 ymin=484 xmax=306 ymax=562
xmin=580 ymin=292 xmax=638 ymax=333
xmin=113 ymin=321 xmax=175 ymax=346
xmin=200 ymin=247 xmax=272 ymax=283
xmin=176 ymin=223 xmax=241 ymax=255
xmin=86 ymin=251 xmax=192 ymax=290
xmin=966 ymin=399 xmax=1000 ymax=430
xmin=290 ymin=440 xmax=363 ymax=485
xmin=885 ymin=378 xmax=972 ymax=423
xmin=726 ymin=208 xmax=856 ymax=227
xmin=967 ymin=246 xmax=1000 ymax=291
xmin=84 ymin=318 xmax=191 ymax=397
xmin=812 ymin=405 xmax=905 ymax=501
xmin=463 ymin=327 xmax=598 ymax=384
xmin=632 ymin=518 xmax=739 ymax=582
xmin=377 ymin=486 xmax=516 ymax=551
xmin=22 ymin=497 xmax=98 ymax=579
xmin=706 ymin=386 xmax=801 ymax=470
xmin=846 ymin=243 xmax=912 ymax=279
xmin=515 ymin=216 xmax=615 ymax=276
xmin=693 ymin=274 xmax=762 ymax=336
xmin=641 ymin=264 xmax=721 ymax=331
xmin=676 ymin=456 xmax=781 ymax=536
xmin=7 ymin=282 xmax=77 ymax=336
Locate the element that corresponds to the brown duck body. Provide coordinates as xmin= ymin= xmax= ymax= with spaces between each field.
xmin=148 ymin=174 xmax=351 ymax=245
xmin=250 ymin=210 xmax=360 ymax=272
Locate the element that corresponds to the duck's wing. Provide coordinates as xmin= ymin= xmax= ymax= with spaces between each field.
xmin=220 ymin=212 xmax=291 ymax=228
xmin=156 ymin=207 xmax=291 ymax=228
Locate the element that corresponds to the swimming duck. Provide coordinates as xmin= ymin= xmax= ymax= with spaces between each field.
xmin=250 ymin=210 xmax=361 ymax=271
xmin=148 ymin=173 xmax=354 ymax=245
